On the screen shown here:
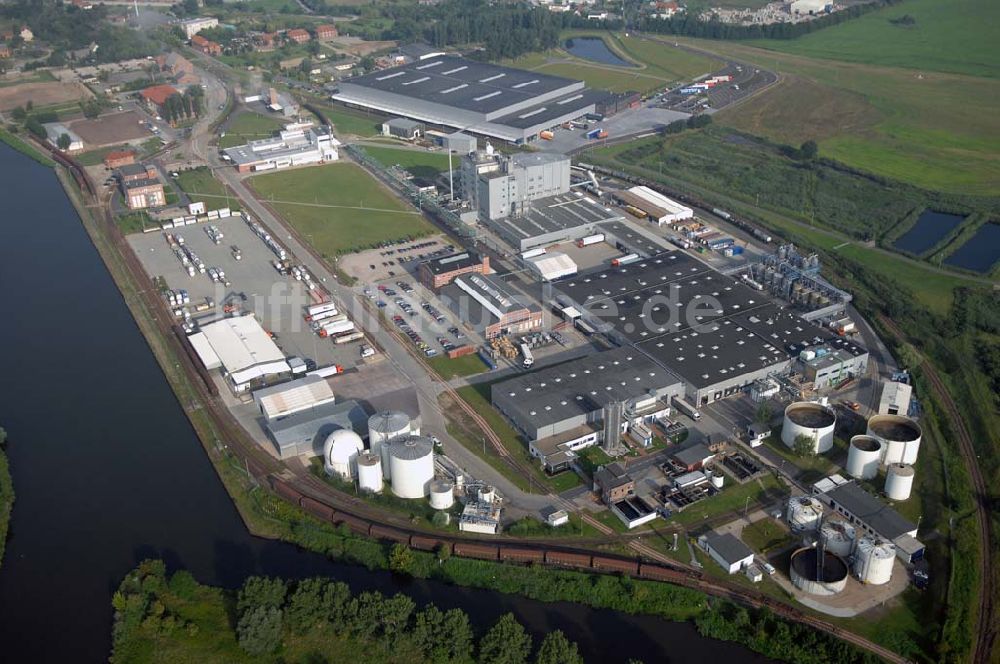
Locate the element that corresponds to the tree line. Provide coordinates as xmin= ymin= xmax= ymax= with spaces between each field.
xmin=161 ymin=87 xmax=204 ymax=125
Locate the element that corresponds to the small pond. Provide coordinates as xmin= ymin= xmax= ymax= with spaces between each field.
xmin=892 ymin=210 xmax=965 ymax=255
xmin=944 ymin=222 xmax=1000 ymax=273
xmin=564 ymin=37 xmax=636 ymax=68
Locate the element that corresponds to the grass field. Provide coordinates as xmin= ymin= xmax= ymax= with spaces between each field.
xmin=250 ymin=163 xmax=433 ymax=256
xmin=740 ymin=517 xmax=793 ymax=554
xmin=683 ymin=36 xmax=1000 ymax=195
xmin=425 ymin=353 xmax=487 ymax=379
xmin=174 ymin=167 xmax=241 ymax=211
xmin=219 ymin=112 xmax=287 ymax=148
xmin=314 ymin=104 xmax=384 ymax=138
xmin=360 ymin=146 xmax=452 ymax=178
xmin=744 ymin=0 xmax=999 ymax=79
xmin=672 ymin=473 xmax=787 ymax=527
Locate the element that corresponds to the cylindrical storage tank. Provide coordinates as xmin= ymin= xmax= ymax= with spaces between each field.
xmin=867 ymin=415 xmax=922 ymax=466
xmin=781 ymin=402 xmax=836 ymax=454
xmin=786 ymin=496 xmax=824 ymax=533
xmin=854 ymin=537 xmax=895 ymax=585
xmin=710 ymin=471 xmax=724 ymax=489
xmin=388 ymin=436 xmax=434 ymax=499
xmin=479 ymin=485 xmax=496 ymax=503
xmin=323 ymin=429 xmax=364 ymax=479
xmin=368 ymin=411 xmax=411 ymax=480
xmin=846 ymin=435 xmax=883 ymax=480
xmin=819 ymin=519 xmax=856 ymax=558
xmin=789 ymin=547 xmax=849 ymax=596
xmin=429 ymin=479 xmax=454 ymax=510
xmin=885 ymin=463 xmax=915 ymax=501
xmin=357 ymin=452 xmax=383 ymax=493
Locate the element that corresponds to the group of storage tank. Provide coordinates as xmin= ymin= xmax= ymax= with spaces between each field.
xmin=786 ymin=496 xmax=825 ymax=533
xmin=320 ymin=410 xmax=440 ymax=501
xmin=842 ymin=414 xmax=921 ymax=501
xmin=781 ymin=402 xmax=836 ymax=455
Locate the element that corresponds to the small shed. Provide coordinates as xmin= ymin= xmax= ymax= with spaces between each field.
xmin=702 ymin=531 xmax=754 ymax=574
xmin=382 ymin=117 xmax=424 ymax=140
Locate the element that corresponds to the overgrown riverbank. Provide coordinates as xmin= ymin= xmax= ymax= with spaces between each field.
xmin=0 ymin=427 xmax=12 ymax=569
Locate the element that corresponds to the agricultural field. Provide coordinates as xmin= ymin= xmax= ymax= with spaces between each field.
xmin=744 ymin=0 xmax=999 ymax=79
xmin=678 ymin=36 xmax=1000 ymax=196
xmin=360 ymin=146 xmax=452 ymax=178
xmin=250 ymin=162 xmax=433 ymax=256
xmin=219 ymin=112 xmax=287 ymax=148
xmin=174 ymin=167 xmax=241 ymax=211
xmin=0 ymin=80 xmax=91 ymax=111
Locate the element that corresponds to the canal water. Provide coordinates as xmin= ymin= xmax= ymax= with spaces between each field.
xmin=944 ymin=222 xmax=1000 ymax=273
xmin=892 ymin=209 xmax=965 ymax=255
xmin=0 ymin=144 xmax=769 ymax=663
xmin=564 ymin=38 xmax=636 ymax=68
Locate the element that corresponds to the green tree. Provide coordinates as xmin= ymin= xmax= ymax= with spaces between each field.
xmin=389 ymin=543 xmax=415 ymax=575
xmin=11 ymin=106 xmax=26 ymax=121
xmin=754 ymin=402 xmax=773 ymax=425
xmin=437 ymin=542 xmax=451 ymax=562
xmin=237 ymin=576 xmax=288 ymax=617
xmin=799 ymin=140 xmax=818 ymax=160
xmin=236 ymin=605 xmax=283 ymax=656
xmin=415 ymin=605 xmax=474 ymax=663
xmin=793 ymin=433 xmax=815 ymax=457
xmin=379 ymin=593 xmax=416 ymax=638
xmin=57 ymin=132 xmax=72 ymax=150
xmin=0 ymin=427 xmax=6 ymax=444
xmin=536 ymin=630 xmax=582 ymax=664
xmin=479 ymin=613 xmax=532 ymax=664
xmin=286 ymin=578 xmax=333 ymax=634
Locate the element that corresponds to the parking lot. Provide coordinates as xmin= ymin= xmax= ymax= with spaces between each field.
xmin=658 ymin=63 xmax=778 ymax=114
xmin=128 ymin=214 xmax=365 ymax=373
xmin=339 ymin=235 xmax=455 ymax=283
xmin=364 ymin=277 xmax=474 ymax=360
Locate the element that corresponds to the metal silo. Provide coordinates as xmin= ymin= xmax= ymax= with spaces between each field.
xmin=356 ymin=452 xmax=383 ymax=493
xmin=323 ymin=429 xmax=364 ymax=480
xmin=866 ymin=414 xmax=922 ymax=466
xmin=854 ymin=537 xmax=895 ymax=585
xmin=388 ymin=436 xmax=434 ymax=499
xmin=884 ymin=463 xmax=915 ymax=501
xmin=429 ymin=479 xmax=455 ymax=510
xmin=368 ymin=411 xmax=411 ymax=479
xmin=786 ymin=496 xmax=824 ymax=533
xmin=781 ymin=402 xmax=836 ymax=454
xmin=846 ymin=435 xmax=883 ymax=480
xmin=819 ymin=519 xmax=857 ymax=558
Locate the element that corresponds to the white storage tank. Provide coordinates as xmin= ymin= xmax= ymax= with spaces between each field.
xmin=368 ymin=411 xmax=411 ymax=479
xmin=786 ymin=496 xmax=825 ymax=533
xmin=884 ymin=463 xmax=915 ymax=501
xmin=789 ymin=548 xmax=849 ymax=596
xmin=819 ymin=519 xmax=857 ymax=558
xmin=867 ymin=414 xmax=922 ymax=466
xmin=479 ymin=485 xmax=496 ymax=503
xmin=710 ymin=471 xmax=724 ymax=489
xmin=854 ymin=537 xmax=895 ymax=585
xmin=781 ymin=402 xmax=836 ymax=454
xmin=846 ymin=435 xmax=883 ymax=479
xmin=388 ymin=435 xmax=435 ymax=499
xmin=323 ymin=429 xmax=364 ymax=479
xmin=357 ymin=452 xmax=383 ymax=493
xmin=429 ymin=479 xmax=455 ymax=510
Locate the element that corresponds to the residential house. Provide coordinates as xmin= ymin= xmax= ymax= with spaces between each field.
xmin=140 ymin=84 xmax=179 ymax=115
xmin=191 ymin=34 xmax=221 ymax=56
xmin=286 ymin=28 xmax=311 ymax=44
xmin=315 ymin=24 xmax=338 ymax=40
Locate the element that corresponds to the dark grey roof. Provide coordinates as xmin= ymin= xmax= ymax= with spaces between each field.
xmin=491 ymin=88 xmax=608 ymax=129
xmin=344 ymin=55 xmax=582 ymax=115
xmin=399 ymin=42 xmax=444 ymax=60
xmin=124 ymin=178 xmax=161 ymax=190
xmin=486 ymin=193 xmax=621 ymax=244
xmin=595 ymin=462 xmax=632 ymax=490
xmin=389 ymin=435 xmax=434 ymax=460
xmin=265 ymin=399 xmax=368 ymax=453
xmin=706 ymin=532 xmax=754 ymax=564
xmin=386 ymin=117 xmax=424 ymax=130
xmin=423 ymin=251 xmax=483 ymax=276
xmin=672 ymin=442 xmax=712 ymax=467
xmin=825 ymin=482 xmax=916 ymax=540
xmin=491 ymin=347 xmax=683 ymax=433
xmin=599 ymin=220 xmax=669 ymax=257
xmin=119 ymin=163 xmax=151 ymax=177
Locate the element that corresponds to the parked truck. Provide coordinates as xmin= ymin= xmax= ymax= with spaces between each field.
xmin=306 ymin=302 xmax=338 ymax=320
xmin=306 ymin=364 xmax=344 ymax=378
xmin=519 ymin=343 xmax=534 ymax=369
xmin=333 ymin=331 xmax=364 ymax=344
xmin=671 ymin=395 xmax=701 ymax=421
xmin=577 ymin=233 xmax=605 ymax=247
xmin=319 ymin=320 xmax=355 ymax=338
xmin=539 ymin=130 xmax=554 ymax=140
xmin=611 ymin=253 xmax=639 ymax=267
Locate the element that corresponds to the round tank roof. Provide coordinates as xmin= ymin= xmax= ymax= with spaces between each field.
xmin=324 ymin=429 xmax=364 ymax=460
xmin=389 ymin=435 xmax=434 ymax=460
xmin=887 ymin=462 xmax=915 ymax=477
xmin=357 ymin=451 xmax=381 ymax=467
xmin=430 ymin=479 xmax=452 ymax=493
xmin=369 ymin=410 xmax=411 ymax=433
xmin=785 ymin=402 xmax=835 ymax=428
xmin=868 ymin=415 xmax=921 ymax=442
xmin=790 ymin=547 xmax=848 ymax=583
xmin=850 ymin=435 xmax=881 ymax=452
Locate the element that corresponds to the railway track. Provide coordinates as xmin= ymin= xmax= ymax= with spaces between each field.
xmin=878 ymin=315 xmax=995 ymax=663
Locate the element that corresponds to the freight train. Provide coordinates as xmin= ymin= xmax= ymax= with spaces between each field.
xmin=271 ymin=478 xmax=698 ymax=583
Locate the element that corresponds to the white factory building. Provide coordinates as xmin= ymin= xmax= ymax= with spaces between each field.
xmin=223 ymin=125 xmax=339 ymax=173
xmin=618 ymin=186 xmax=693 ymax=226
xmin=188 ymin=315 xmax=290 ymax=392
xmin=526 ymin=251 xmax=577 ymax=281
xmin=179 ymin=17 xmax=219 ymax=39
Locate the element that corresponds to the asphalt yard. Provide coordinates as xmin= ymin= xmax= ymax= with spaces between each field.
xmin=127 ymin=214 xmax=365 ymax=372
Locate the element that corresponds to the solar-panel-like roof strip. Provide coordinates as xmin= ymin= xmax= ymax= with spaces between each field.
xmin=512 ymin=79 xmax=539 ymax=89
xmin=557 ymin=93 xmax=584 ymax=105
xmin=518 ymin=107 xmax=548 ymax=119
xmin=440 ymin=83 xmax=468 ymax=94
xmin=402 ymin=76 xmax=430 ymax=86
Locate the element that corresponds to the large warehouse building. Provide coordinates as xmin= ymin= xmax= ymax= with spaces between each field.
xmin=188 ymin=315 xmax=291 ymax=393
xmin=331 ymin=55 xmax=604 ymax=143
xmin=550 ymin=251 xmax=868 ymax=405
